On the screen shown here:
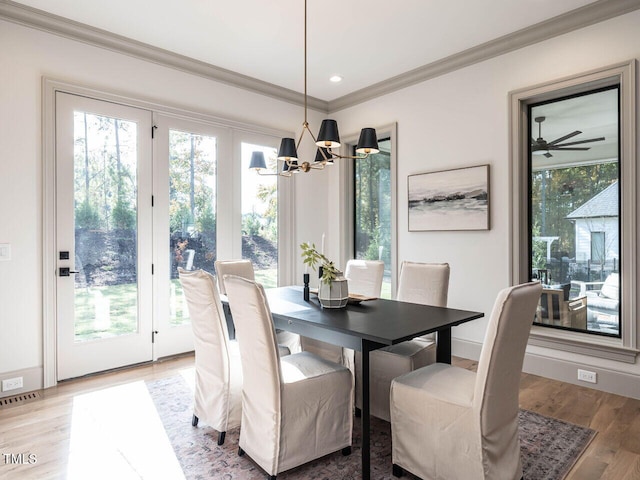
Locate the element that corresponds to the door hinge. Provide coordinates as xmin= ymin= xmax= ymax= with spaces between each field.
xmin=152 ymin=330 xmax=158 ymax=343
xmin=151 ymin=125 xmax=158 ymax=138
xmin=151 ymin=264 xmax=154 ymax=275
xmin=151 ymin=195 xmax=154 ymax=207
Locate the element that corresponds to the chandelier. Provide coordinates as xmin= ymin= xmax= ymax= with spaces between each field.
xmin=249 ymin=0 xmax=379 ymax=177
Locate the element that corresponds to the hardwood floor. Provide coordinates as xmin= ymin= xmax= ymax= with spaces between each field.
xmin=0 ymin=354 xmax=638 ymax=479
xmin=455 ymin=358 xmax=640 ymax=480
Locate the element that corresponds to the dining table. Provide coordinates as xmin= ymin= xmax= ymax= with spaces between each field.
xmin=224 ymin=285 xmax=484 ymax=480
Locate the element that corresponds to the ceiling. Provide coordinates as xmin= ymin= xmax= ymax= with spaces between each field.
xmin=9 ymin=0 xmax=604 ymax=102
xmin=531 ymin=88 xmax=619 ymax=167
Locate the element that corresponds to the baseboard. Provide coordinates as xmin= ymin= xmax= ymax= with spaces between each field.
xmin=0 ymin=366 xmax=43 ymax=398
xmin=452 ymin=338 xmax=640 ymax=400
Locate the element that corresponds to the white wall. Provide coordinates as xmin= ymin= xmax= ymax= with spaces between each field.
xmin=0 ymin=19 xmax=328 ymax=388
xmin=331 ymin=11 xmax=640 ymax=396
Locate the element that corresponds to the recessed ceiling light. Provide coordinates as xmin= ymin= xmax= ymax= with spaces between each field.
xmin=329 ymin=75 xmax=343 ymax=83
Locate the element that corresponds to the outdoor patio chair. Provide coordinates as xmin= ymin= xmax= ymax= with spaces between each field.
xmin=572 ymin=272 xmax=619 ymax=332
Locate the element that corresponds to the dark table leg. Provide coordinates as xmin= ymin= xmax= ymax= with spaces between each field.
xmin=361 ymin=339 xmax=373 ymax=480
xmin=222 ymin=303 xmax=235 ymax=340
xmin=436 ymin=327 xmax=452 ymax=364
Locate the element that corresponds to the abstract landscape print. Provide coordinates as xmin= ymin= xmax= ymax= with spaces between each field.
xmin=408 ymin=164 xmax=489 ymax=231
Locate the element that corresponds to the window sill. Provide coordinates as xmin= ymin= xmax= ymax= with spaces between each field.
xmin=529 ymin=325 xmax=638 ymax=363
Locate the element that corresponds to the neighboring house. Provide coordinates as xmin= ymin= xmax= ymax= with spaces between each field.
xmin=566 ymin=181 xmax=619 ymax=267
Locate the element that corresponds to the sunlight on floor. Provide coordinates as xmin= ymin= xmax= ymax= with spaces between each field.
xmin=67 ymin=380 xmax=187 ymax=480
xmin=178 ymin=368 xmax=196 ymax=391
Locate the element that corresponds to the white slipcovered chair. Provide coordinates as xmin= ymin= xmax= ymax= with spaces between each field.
xmin=345 ymin=259 xmax=385 ymax=298
xmin=224 ymin=275 xmax=353 ymax=479
xmin=214 ymin=259 xmax=255 ymax=295
xmin=177 ymin=268 xmax=242 ymax=445
xmin=390 ymin=281 xmax=542 ymax=480
xmin=215 ymin=259 xmax=300 ymax=353
xmin=300 ymin=259 xmax=384 ymax=366
xmin=356 ymin=261 xmax=450 ymax=421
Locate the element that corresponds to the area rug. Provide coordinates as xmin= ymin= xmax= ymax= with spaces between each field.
xmin=146 ymin=375 xmax=595 ymax=480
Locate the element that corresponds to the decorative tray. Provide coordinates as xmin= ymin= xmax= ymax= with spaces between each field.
xmin=308 ymin=288 xmax=376 ymax=304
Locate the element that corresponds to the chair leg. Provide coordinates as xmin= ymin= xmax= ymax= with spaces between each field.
xmin=191 ymin=414 xmax=199 ymax=427
xmin=392 ymin=464 xmax=404 ymax=477
xmin=217 ymin=431 xmax=226 ymax=445
xmin=341 ymin=446 xmax=351 ymax=456
xmin=238 ymin=447 xmax=245 ymax=456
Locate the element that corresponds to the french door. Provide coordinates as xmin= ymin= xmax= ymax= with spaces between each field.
xmin=51 ymin=86 xmax=292 ymax=381
xmin=56 ymin=93 xmax=154 ymax=380
xmin=152 ymin=114 xmax=228 ymax=358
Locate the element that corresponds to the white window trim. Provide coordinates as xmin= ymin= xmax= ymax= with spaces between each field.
xmin=42 ymin=77 xmax=294 ymax=387
xmin=509 ymin=60 xmax=638 ymax=362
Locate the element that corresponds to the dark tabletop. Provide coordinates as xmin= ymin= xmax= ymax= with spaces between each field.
xmin=266 ymin=286 xmax=484 ymax=346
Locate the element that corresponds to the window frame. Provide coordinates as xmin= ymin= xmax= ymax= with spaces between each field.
xmin=339 ymin=123 xmax=398 ymax=298
xmin=509 ymin=60 xmax=637 ymax=362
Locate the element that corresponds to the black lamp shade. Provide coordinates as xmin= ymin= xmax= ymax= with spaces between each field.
xmin=314 ymin=147 xmax=333 ymax=164
xmin=355 ymin=128 xmax=379 ymax=154
xmin=249 ymin=151 xmax=267 ymax=170
xmin=316 ymin=119 xmax=341 ymax=148
xmin=277 ymin=138 xmax=298 ymax=160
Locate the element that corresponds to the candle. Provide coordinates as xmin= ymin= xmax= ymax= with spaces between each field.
xmin=321 ymin=233 xmax=325 ymax=255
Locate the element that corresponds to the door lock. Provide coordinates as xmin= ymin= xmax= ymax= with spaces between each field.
xmin=59 ymin=267 xmax=79 ymax=277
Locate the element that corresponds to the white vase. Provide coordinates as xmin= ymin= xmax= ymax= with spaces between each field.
xmin=318 ymin=271 xmax=349 ymax=308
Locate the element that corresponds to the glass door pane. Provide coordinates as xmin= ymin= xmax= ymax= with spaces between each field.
xmin=73 ymin=112 xmax=139 ymax=341
xmin=241 ymin=143 xmax=278 ymax=288
xmin=169 ymin=130 xmax=217 ymax=326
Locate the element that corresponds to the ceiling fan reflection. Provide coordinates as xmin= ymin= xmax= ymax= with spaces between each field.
xmin=531 ymin=116 xmax=605 ymax=158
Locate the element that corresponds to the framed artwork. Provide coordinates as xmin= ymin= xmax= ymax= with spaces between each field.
xmin=408 ymin=164 xmax=490 ymax=231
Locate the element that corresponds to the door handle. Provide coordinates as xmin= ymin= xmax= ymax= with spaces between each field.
xmin=59 ymin=267 xmax=80 ymax=277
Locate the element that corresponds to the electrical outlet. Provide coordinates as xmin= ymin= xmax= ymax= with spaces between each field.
xmin=2 ymin=377 xmax=23 ymax=391
xmin=577 ymin=369 xmax=597 ymax=384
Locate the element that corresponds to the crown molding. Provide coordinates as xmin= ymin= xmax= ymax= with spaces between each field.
xmin=0 ymin=0 xmax=329 ymax=113
xmin=328 ymin=0 xmax=640 ymax=112
xmin=1 ymin=0 xmax=638 ymax=114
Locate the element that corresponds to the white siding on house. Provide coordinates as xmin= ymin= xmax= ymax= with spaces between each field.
xmin=574 ymin=217 xmax=619 ymax=262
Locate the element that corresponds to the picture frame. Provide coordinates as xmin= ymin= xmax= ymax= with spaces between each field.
xmin=408 ymin=164 xmax=490 ymax=231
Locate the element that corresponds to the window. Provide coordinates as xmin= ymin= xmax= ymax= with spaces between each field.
xmin=529 ymin=86 xmax=620 ymax=337
xmin=510 ymin=61 xmax=636 ymax=361
xmin=353 ymin=137 xmax=392 ymax=298
xmin=241 ymin=142 xmax=278 ymax=288
xmin=590 ymin=232 xmax=606 ymax=265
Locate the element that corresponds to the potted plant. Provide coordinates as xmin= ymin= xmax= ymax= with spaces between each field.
xmin=300 ymin=242 xmax=349 ymax=308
